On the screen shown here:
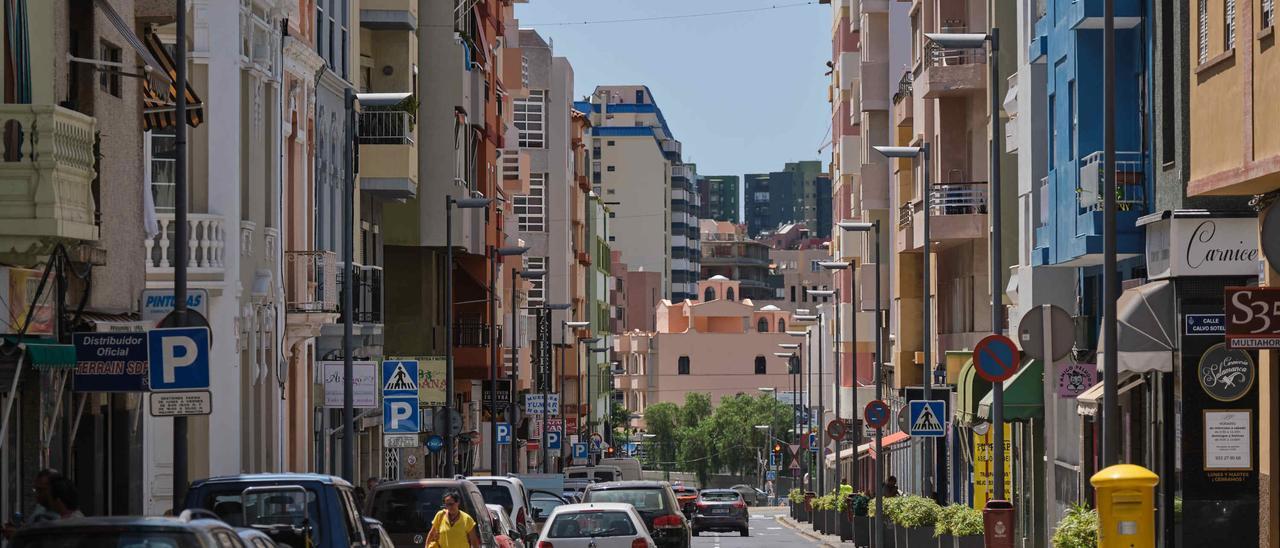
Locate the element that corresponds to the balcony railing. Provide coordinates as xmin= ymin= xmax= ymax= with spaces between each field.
xmin=146 ymin=213 xmax=228 ymax=273
xmin=929 ymin=182 xmax=988 ymax=215
xmin=285 ymin=250 xmax=338 ymax=313
xmin=1076 ymin=151 xmax=1145 ymax=212
xmin=892 ymin=72 xmax=913 ymax=103
xmin=661 ymin=139 xmax=681 ymax=155
xmin=671 ymin=164 xmax=692 ymax=179
xmin=899 ymin=201 xmax=918 ymax=228
xmin=928 ymin=46 xmax=986 ymax=67
xmin=1038 ymin=176 xmax=1050 ymax=227
xmin=357 ymin=110 xmax=414 ymax=145
xmin=338 ymin=263 xmax=384 ymax=324
xmin=453 ymin=320 xmax=491 ymax=347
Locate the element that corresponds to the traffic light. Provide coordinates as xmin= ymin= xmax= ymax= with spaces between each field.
xmin=773 ymin=443 xmax=782 ymax=453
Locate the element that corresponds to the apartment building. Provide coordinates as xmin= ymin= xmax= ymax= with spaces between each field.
xmin=578 ymin=85 xmax=700 ymax=302
xmin=1184 ymin=0 xmax=1280 ymax=544
xmin=699 ymin=175 xmax=741 ymax=223
xmin=745 ymin=161 xmax=831 ymax=238
xmin=699 ymin=221 xmax=773 ymax=301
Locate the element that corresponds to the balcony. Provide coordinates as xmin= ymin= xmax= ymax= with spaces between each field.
xmin=671 ymin=164 xmax=692 ymax=180
xmin=892 ymin=72 xmax=914 ymax=126
xmin=896 ymin=200 xmax=922 ymax=253
xmin=661 ymin=139 xmax=682 ymax=156
xmin=360 ymin=0 xmax=417 ymax=30
xmin=338 ymin=264 xmax=384 ymax=324
xmin=358 ymin=110 xmax=417 ymax=200
xmin=0 ymin=104 xmax=98 ymax=262
xmin=453 ymin=320 xmax=492 ymax=347
xmin=145 ymin=213 xmax=228 ymax=284
xmin=916 ymin=46 xmax=986 ymax=98
xmin=1076 ymin=151 xmax=1145 ymax=213
xmin=929 ymin=182 xmax=988 ymax=243
xmin=285 ymin=251 xmax=339 ymax=313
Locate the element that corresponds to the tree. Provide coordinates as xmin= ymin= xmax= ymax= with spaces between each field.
xmin=680 ymin=392 xmax=712 ymax=429
xmin=610 ymin=402 xmax=632 ymax=437
xmin=642 ymin=402 xmax=680 ymax=470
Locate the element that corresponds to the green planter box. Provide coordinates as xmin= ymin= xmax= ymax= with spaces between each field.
xmin=848 ymin=514 xmax=868 ymax=545
xmin=894 ymin=524 xmax=906 ymax=548
xmin=952 ymin=535 xmax=983 ymax=548
xmin=903 ymin=525 xmax=934 ymax=548
xmin=935 ymin=534 xmax=954 ymax=548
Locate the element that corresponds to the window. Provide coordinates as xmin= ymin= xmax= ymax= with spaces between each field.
xmin=98 ymin=40 xmax=121 ymax=96
xmin=726 ymin=287 xmax=735 ymax=301
xmin=754 ymin=356 xmax=767 ymax=375
xmin=515 ymin=90 xmax=546 ymax=148
xmin=607 ymin=166 xmax=616 ymax=172
xmin=607 ymin=140 xmax=616 ymax=146
xmin=515 ymin=173 xmax=546 ymax=232
xmin=790 ymin=286 xmax=796 ymax=302
xmin=148 ymin=127 xmax=179 ymax=213
xmin=1265 ymin=0 xmax=1275 ymax=28
xmin=678 ymin=356 xmax=690 ymax=375
xmin=704 ymin=287 xmax=716 ymax=301
xmin=778 ymin=319 xmax=786 ymax=332
xmin=1199 ymin=0 xmax=1209 ymax=63
xmin=1068 ymin=80 xmax=1076 ymax=160
xmin=757 ymin=318 xmax=769 ymax=333
xmin=1225 ymin=0 xmax=1236 ymax=49
xmin=525 ymin=256 xmax=546 ymax=307
xmin=635 ymin=90 xmax=645 ymax=103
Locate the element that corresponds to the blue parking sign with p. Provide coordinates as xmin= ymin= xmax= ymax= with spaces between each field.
xmin=572 ymin=442 xmax=588 ymax=460
xmin=383 ymin=397 xmax=419 ymax=434
xmin=148 ymin=327 xmax=210 ymax=391
xmin=497 ymin=423 xmax=512 ymax=445
xmin=546 ymin=431 xmax=561 ymax=450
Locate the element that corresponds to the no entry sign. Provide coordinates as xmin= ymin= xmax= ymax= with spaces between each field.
xmin=973 ymin=334 xmax=1021 ymax=383
xmin=864 ymin=400 xmax=890 ymax=430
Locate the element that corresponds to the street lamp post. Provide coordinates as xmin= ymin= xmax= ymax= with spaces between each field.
xmin=837 ymin=221 xmax=882 ymax=545
xmin=563 ymin=321 xmax=591 ymax=469
xmin=587 ymin=345 xmax=611 ymax=443
xmin=923 ymin=28 xmax=1006 ymax=498
xmin=794 ymin=314 xmax=821 ymax=493
xmin=872 ymin=144 xmax=936 ymax=500
xmin=445 ymin=196 xmax=491 ymax=477
xmin=492 ymin=247 xmax=530 ymax=474
xmin=774 ymin=351 xmax=800 ymax=484
xmin=578 ymin=336 xmax=601 ymax=462
xmin=811 ymin=276 xmax=847 ymax=491
xmin=510 ymin=269 xmax=546 ymax=471
xmin=757 ymin=386 xmax=779 ymax=498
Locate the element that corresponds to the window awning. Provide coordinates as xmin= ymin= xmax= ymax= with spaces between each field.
xmin=978 ymin=359 xmax=1044 ymax=421
xmin=955 ymin=356 xmax=991 ymax=426
xmin=868 ymin=431 xmax=911 ymax=459
xmin=1 ymin=336 xmax=75 ymax=370
xmin=141 ymin=30 xmax=205 ymax=131
xmin=357 ymin=92 xmax=413 ymax=107
xmin=1098 ymin=280 xmax=1176 ymax=373
xmin=93 ymin=0 xmax=170 ymax=85
xmin=1076 ymin=373 xmax=1145 ymax=416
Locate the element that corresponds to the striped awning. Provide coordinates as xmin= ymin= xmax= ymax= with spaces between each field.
xmin=141 ymin=30 xmax=204 ymax=131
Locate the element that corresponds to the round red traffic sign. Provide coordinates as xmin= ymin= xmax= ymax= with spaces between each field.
xmin=827 ymin=419 xmax=847 ymax=441
xmin=864 ymin=400 xmax=890 ymax=429
xmin=973 ymin=334 xmax=1022 ymax=383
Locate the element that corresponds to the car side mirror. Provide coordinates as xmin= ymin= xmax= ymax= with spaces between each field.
xmin=531 ymin=508 xmax=543 ymax=520
xmin=362 ymin=517 xmax=382 ymax=547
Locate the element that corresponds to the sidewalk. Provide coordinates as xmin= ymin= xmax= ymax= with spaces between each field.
xmin=775 ymin=513 xmax=845 ymax=547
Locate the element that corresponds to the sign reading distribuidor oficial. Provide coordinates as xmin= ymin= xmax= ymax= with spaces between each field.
xmin=1225 ymin=287 xmax=1280 ymax=349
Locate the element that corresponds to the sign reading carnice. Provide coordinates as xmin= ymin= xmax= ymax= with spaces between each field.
xmin=1146 ymin=217 xmax=1260 ymax=279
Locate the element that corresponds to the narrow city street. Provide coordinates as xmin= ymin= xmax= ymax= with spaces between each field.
xmin=692 ymin=508 xmax=824 ymax=548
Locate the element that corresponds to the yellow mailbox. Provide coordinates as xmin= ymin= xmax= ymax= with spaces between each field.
xmin=1090 ymin=464 xmax=1159 ymax=548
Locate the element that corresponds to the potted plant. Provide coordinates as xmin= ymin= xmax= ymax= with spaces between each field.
xmin=891 ymin=495 xmax=940 ymax=547
xmin=847 ymin=490 xmax=870 ymax=545
xmin=810 ymin=493 xmax=828 ymax=533
xmin=788 ymin=488 xmax=804 ymax=520
xmin=940 ymin=505 xmax=984 ymax=548
xmin=879 ymin=496 xmax=906 ymax=548
xmin=932 ymin=504 xmax=959 ymax=548
xmin=1051 ymin=505 xmax=1099 ymax=548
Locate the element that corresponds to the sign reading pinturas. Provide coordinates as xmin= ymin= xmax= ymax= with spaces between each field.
xmin=1225 ymin=287 xmax=1280 ymax=349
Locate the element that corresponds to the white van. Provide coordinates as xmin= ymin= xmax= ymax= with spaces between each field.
xmin=598 ymin=458 xmax=643 ymax=481
xmin=565 ymin=465 xmax=623 ymax=483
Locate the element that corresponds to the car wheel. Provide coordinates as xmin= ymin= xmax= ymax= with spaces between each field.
xmin=739 ymin=528 xmax=749 ymax=537
xmin=691 ymin=528 xmax=699 ymax=537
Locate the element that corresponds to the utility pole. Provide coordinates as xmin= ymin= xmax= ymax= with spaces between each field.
xmin=172 ymin=0 xmax=190 ymax=505
xmin=1101 ymin=0 xmax=1119 ymax=467
xmin=342 ymin=88 xmax=356 ymax=483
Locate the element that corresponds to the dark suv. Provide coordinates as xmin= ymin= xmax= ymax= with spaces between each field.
xmin=10 ymin=513 xmax=245 ymax=547
xmin=580 ymin=481 xmax=691 ymax=548
xmin=366 ymin=478 xmax=499 ymax=548
xmin=184 ymin=473 xmax=371 ymax=548
xmin=690 ymin=489 xmax=749 ymax=536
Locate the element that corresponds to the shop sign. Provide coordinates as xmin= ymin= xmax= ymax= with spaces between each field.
xmin=321 ymin=360 xmax=379 ymax=408
xmin=1146 ymin=217 xmax=1260 ymax=279
xmin=971 ymin=423 xmax=1013 ymax=509
xmin=1225 ymin=287 xmax=1280 ymax=349
xmin=417 ymin=357 xmax=447 ymax=405
xmin=1197 ymin=343 xmax=1255 ymax=402
xmin=1203 ymin=410 xmax=1251 ymax=471
xmin=72 ymin=332 xmax=149 ymax=392
xmin=1055 ymin=362 xmax=1097 ymax=398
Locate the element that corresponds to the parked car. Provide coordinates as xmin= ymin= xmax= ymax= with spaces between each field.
xmin=596 ymin=458 xmax=643 ymax=480
xmin=362 ymin=517 xmax=395 ymax=547
xmin=9 ymin=513 xmax=244 ymax=547
xmin=580 ymin=481 xmax=691 ymax=548
xmin=529 ymin=489 xmax=571 ymax=532
xmin=689 ymin=489 xmax=749 ymax=537
xmin=365 ymin=478 xmax=499 ymax=548
xmin=237 ymin=526 xmax=281 ymax=547
xmin=565 ymin=465 xmax=623 ymax=483
xmin=535 ymin=502 xmax=656 ymax=548
xmin=469 ymin=475 xmax=536 ymax=542
xmin=727 ymin=484 xmax=764 ymax=506
xmin=184 ymin=473 xmax=372 ymax=547
xmin=488 ymin=503 xmax=522 ymax=548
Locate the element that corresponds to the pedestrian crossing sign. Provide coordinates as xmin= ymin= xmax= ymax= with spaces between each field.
xmin=382 ymin=360 xmax=419 ymax=395
xmin=908 ymin=400 xmax=946 ymax=437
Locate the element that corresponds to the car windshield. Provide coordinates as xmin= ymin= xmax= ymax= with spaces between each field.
xmin=592 ymin=472 xmax=615 ymax=482
xmin=530 ymin=495 xmax=563 ymax=518
xmin=202 ymin=486 xmax=322 ymax=532
xmin=475 ymin=484 xmax=515 ymax=513
xmin=585 ymin=489 xmax=668 ymax=513
xmin=547 ymin=511 xmax=637 ymax=538
xmin=700 ymin=492 xmax=739 ymax=502
xmin=369 ymin=486 xmax=452 ymax=534
xmin=13 ymin=530 xmax=201 ymax=548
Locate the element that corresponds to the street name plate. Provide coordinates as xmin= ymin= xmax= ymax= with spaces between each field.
xmin=150 ymin=391 xmax=212 ymax=417
xmin=384 ymin=434 xmax=419 ymax=448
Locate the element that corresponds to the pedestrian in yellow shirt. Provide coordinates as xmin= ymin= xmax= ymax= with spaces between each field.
xmin=426 ymin=491 xmax=480 ymax=548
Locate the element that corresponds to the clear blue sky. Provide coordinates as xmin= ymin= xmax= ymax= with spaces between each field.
xmin=514 ymin=1 xmax=831 ymax=177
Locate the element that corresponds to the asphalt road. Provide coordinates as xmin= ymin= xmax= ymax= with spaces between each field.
xmin=690 ymin=507 xmax=823 ymax=548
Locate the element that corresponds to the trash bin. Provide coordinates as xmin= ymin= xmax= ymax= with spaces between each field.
xmin=1091 ymin=464 xmax=1158 ymax=548
xmin=982 ymin=500 xmax=1016 ymax=548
